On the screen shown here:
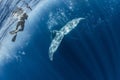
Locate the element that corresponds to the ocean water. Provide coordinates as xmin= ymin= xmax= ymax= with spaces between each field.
xmin=1 ymin=0 xmax=120 ymax=80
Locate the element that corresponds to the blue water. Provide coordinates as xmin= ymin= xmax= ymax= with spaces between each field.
xmin=1 ymin=0 xmax=120 ymax=80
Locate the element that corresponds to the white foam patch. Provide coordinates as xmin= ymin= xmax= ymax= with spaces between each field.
xmin=0 ymin=35 xmax=16 ymax=65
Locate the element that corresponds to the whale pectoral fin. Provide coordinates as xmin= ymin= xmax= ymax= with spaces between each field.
xmin=49 ymin=34 xmax=64 ymax=61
